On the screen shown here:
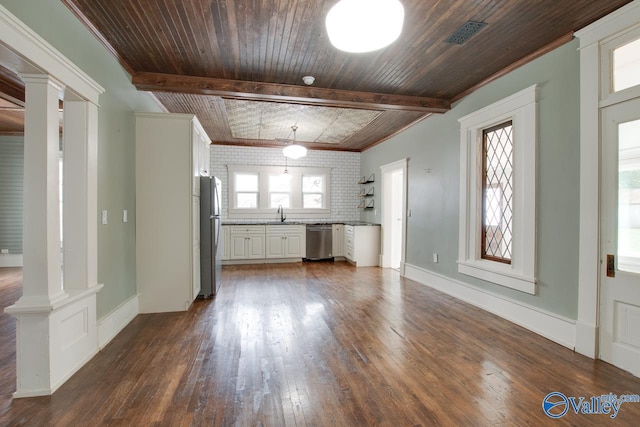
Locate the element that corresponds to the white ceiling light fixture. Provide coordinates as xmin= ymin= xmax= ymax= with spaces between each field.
xmin=325 ymin=0 xmax=405 ymax=53
xmin=282 ymin=125 xmax=307 ymax=159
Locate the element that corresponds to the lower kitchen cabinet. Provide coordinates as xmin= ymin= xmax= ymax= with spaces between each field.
xmin=344 ymin=224 xmax=381 ymax=267
xmin=332 ymin=224 xmax=344 ymax=257
xmin=228 ymin=225 xmax=266 ymax=260
xmin=266 ymin=225 xmax=305 ymax=258
xmin=222 ymin=225 xmax=230 ymax=260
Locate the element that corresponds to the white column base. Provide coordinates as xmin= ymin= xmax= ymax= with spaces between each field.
xmin=5 ymin=285 xmax=102 ymax=397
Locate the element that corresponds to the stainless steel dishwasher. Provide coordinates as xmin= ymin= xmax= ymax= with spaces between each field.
xmin=305 ymin=224 xmax=333 ymax=260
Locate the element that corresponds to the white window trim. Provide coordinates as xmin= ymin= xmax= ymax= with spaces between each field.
xmin=457 ymin=85 xmax=538 ymax=294
xmin=599 ymin=25 xmax=640 ymax=108
xmin=228 ymin=164 xmax=331 ymax=219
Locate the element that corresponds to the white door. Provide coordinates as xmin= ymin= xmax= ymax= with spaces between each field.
xmin=390 ymin=170 xmax=403 ymax=268
xmin=600 ymin=97 xmax=640 ymax=377
xmin=381 ymin=159 xmax=407 ymax=269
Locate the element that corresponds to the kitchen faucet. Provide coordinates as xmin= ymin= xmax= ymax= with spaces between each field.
xmin=277 ymin=205 xmax=286 ymax=222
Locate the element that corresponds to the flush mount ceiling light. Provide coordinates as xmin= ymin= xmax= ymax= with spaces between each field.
xmin=282 ymin=125 xmax=307 ymax=159
xmin=325 ymin=0 xmax=404 ymax=53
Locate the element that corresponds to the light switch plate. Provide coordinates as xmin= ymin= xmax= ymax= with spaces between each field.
xmin=101 ymin=210 xmax=108 ymax=225
xmin=433 ymin=253 xmax=438 ymax=263
xmin=123 ymin=210 xmax=128 ymax=223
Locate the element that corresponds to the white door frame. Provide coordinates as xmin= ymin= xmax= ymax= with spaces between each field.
xmin=575 ymin=0 xmax=640 ymax=359
xmin=380 ymin=158 xmax=408 ymax=273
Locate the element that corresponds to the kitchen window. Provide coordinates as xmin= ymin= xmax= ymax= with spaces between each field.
xmin=235 ymin=173 xmax=259 ymax=208
xmin=302 ymin=175 xmax=324 ymax=208
xmin=269 ymin=174 xmax=291 ymax=208
xmin=228 ymin=165 xmax=330 ymax=218
xmin=457 ymin=85 xmax=537 ymax=294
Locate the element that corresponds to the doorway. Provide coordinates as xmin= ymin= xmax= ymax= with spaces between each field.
xmin=381 ymin=159 xmax=407 ymax=271
xmin=600 ymin=97 xmax=640 ymax=377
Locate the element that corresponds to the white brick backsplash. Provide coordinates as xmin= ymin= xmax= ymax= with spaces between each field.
xmin=210 ymin=145 xmax=361 ymax=222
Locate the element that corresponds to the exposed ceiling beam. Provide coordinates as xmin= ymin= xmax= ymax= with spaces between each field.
xmin=132 ymin=72 xmax=451 ymax=114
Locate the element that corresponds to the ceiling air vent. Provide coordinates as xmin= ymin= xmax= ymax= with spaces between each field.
xmin=445 ymin=21 xmax=487 ymax=45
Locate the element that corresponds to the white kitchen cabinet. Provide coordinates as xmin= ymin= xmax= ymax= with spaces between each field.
xmin=136 ymin=112 xmax=210 ymax=313
xmin=191 ymin=119 xmax=210 ymax=196
xmin=222 ymin=225 xmax=231 ymax=260
xmin=344 ymin=224 xmax=381 ymax=267
xmin=332 ymin=224 xmax=344 ymax=257
xmin=229 ymin=225 xmax=266 ymax=260
xmin=266 ymin=225 xmax=305 ymax=258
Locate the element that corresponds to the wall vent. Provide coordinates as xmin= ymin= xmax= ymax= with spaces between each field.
xmin=445 ymin=21 xmax=487 ymax=45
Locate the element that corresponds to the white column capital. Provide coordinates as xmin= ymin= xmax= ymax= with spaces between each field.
xmin=20 ymin=73 xmax=65 ymax=91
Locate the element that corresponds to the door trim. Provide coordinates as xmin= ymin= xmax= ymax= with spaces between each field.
xmin=380 ymin=158 xmax=408 ymax=271
xmin=575 ymin=1 xmax=640 ymax=359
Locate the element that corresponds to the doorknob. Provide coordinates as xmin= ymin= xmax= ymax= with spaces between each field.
xmin=606 ymin=254 xmax=615 ymax=278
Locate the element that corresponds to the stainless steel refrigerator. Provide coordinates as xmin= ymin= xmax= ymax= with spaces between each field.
xmin=200 ymin=176 xmax=222 ymax=297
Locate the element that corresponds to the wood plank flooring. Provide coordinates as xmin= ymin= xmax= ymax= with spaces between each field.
xmin=1 ymin=263 xmax=640 ymax=426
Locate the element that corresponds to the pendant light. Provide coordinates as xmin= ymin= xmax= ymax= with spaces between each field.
xmin=326 ymin=0 xmax=404 ymax=53
xmin=282 ymin=125 xmax=307 ymax=159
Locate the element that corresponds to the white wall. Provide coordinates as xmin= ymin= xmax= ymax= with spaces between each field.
xmin=210 ymin=145 xmax=361 ymax=222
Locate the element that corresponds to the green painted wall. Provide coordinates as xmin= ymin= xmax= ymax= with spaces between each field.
xmin=361 ymin=40 xmax=581 ymax=318
xmin=1 ymin=1 xmax=162 ymax=318
xmin=0 ymin=136 xmax=24 ymax=255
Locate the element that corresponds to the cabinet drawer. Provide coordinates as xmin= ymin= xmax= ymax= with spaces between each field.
xmin=345 ymin=225 xmax=354 ymax=237
xmin=266 ymin=225 xmax=303 ymax=234
xmin=230 ymin=225 xmax=265 ymax=234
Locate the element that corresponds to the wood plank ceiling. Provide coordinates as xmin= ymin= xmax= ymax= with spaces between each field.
xmin=0 ymin=1 xmax=633 ymax=151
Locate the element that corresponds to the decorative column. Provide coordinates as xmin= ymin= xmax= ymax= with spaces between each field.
xmin=62 ymin=95 xmax=99 ymax=292
xmin=5 ymin=77 xmax=102 ymax=397
xmin=1 ymin=5 xmax=106 ymax=398
xmin=17 ymin=74 xmax=66 ymax=305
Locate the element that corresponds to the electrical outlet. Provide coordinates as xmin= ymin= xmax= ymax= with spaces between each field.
xmin=433 ymin=253 xmax=438 ymax=263
xmin=1 ymin=249 xmax=9 ymax=254
xmin=101 ymin=210 xmax=108 ymax=225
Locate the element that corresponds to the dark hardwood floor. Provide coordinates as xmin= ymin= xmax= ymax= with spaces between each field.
xmin=0 ymin=267 xmax=20 ymax=414
xmin=1 ymin=263 xmax=639 ymax=426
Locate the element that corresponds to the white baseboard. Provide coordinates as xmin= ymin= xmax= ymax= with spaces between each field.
xmin=0 ymin=254 xmax=23 ymax=267
xmin=575 ymin=321 xmax=598 ymax=358
xmin=97 ymin=293 xmax=139 ymax=349
xmin=404 ymin=263 xmax=577 ymax=350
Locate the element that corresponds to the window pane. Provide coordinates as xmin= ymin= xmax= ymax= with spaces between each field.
xmin=270 ymin=193 xmax=290 ymax=208
xmin=613 ymin=38 xmax=640 ymax=92
xmin=482 ymin=122 xmax=513 ymax=263
xmin=269 ymin=174 xmax=291 ymax=192
xmin=236 ymin=173 xmax=258 ymax=192
xmin=237 ymin=193 xmax=257 ymax=208
xmin=303 ymin=176 xmax=323 ymax=192
xmin=304 ymin=194 xmax=322 ymax=209
xmin=618 ymin=118 xmax=640 ymax=272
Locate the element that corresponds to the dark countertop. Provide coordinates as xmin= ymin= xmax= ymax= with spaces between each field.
xmin=222 ymin=221 xmax=380 ymax=226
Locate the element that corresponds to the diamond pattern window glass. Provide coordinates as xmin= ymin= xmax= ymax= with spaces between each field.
xmin=482 ymin=121 xmax=513 ymax=264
